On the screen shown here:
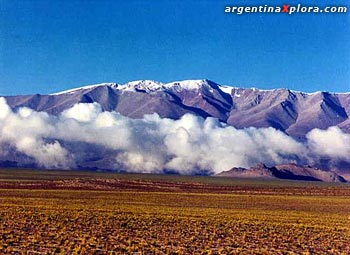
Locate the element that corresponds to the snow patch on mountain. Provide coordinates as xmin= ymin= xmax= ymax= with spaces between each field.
xmin=121 ymin=80 xmax=164 ymax=92
xmin=219 ymin=85 xmax=233 ymax=95
xmin=164 ymin=79 xmax=213 ymax=92
xmin=51 ymin=83 xmax=118 ymax=95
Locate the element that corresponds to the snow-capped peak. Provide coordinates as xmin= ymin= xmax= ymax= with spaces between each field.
xmin=120 ymin=80 xmax=164 ymax=92
xmin=163 ymin=79 xmax=223 ymax=94
xmin=50 ymin=79 xmax=235 ymax=97
xmin=119 ymin=79 xmax=219 ymax=93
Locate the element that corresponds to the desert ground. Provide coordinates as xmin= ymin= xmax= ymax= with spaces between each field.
xmin=0 ymin=169 xmax=349 ymax=254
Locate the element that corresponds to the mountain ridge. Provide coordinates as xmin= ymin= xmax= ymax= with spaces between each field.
xmin=49 ymin=79 xmax=350 ymax=96
xmin=3 ymin=79 xmax=350 ymax=137
xmin=216 ymin=163 xmax=347 ymax=183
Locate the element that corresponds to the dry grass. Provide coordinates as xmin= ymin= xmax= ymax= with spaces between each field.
xmin=0 ymin=170 xmax=349 ymax=254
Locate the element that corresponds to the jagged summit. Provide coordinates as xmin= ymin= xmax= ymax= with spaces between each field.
xmin=164 ymin=79 xmax=218 ymax=91
xmin=51 ymin=79 xmax=223 ymax=95
xmin=121 ymin=80 xmax=164 ymax=92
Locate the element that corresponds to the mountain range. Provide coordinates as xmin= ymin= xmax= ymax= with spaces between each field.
xmin=1 ymin=79 xmax=349 ymax=181
xmin=4 ymin=79 xmax=349 ymax=138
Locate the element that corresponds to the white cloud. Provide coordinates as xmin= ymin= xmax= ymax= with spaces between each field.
xmin=0 ymin=101 xmax=72 ymax=168
xmin=62 ymin=102 xmax=103 ymax=122
xmin=0 ymin=98 xmax=349 ymax=174
xmin=0 ymin=97 xmax=11 ymax=120
xmin=306 ymin=126 xmax=350 ymax=160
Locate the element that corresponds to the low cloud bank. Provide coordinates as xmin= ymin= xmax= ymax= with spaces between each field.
xmin=0 ymin=98 xmax=349 ymax=174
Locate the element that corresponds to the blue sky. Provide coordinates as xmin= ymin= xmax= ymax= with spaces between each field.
xmin=0 ymin=0 xmax=349 ymax=95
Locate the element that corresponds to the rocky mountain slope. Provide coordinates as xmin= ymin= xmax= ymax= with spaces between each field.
xmin=3 ymin=79 xmax=349 ymax=138
xmin=216 ymin=163 xmax=347 ymax=183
